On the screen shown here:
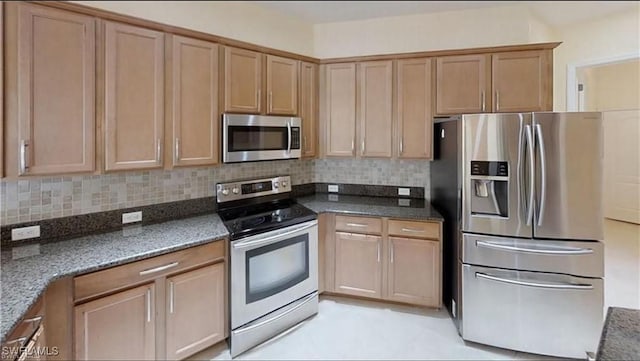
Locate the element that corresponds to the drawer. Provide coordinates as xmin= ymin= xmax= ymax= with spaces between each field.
xmin=335 ymin=215 xmax=382 ymax=235
xmin=388 ymin=220 xmax=440 ymax=239
xmin=74 ymin=241 xmax=224 ymax=302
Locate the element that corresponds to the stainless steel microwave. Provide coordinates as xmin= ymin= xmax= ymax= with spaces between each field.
xmin=222 ymin=114 xmax=301 ymax=163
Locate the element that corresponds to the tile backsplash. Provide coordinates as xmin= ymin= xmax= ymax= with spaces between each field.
xmin=0 ymin=158 xmax=430 ymax=226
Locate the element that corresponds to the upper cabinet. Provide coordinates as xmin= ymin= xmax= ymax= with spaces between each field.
xmin=266 ymin=55 xmax=299 ymax=115
xmin=103 ymin=21 xmax=165 ymax=171
xmin=166 ymin=35 xmax=219 ymax=168
xmin=436 ymin=50 xmax=553 ymax=115
xmin=322 ymin=63 xmax=357 ymax=157
xmin=4 ymin=2 xmax=96 ymax=176
xmin=491 ymin=50 xmax=552 ymax=112
xmin=358 ymin=61 xmax=393 ymax=158
xmin=436 ymin=54 xmax=490 ymax=115
xmin=396 ymin=58 xmax=433 ymax=159
xmin=300 ymin=62 xmax=319 ymax=158
xmin=223 ymin=46 xmax=262 ymax=114
xmin=223 ymin=48 xmax=300 ymax=115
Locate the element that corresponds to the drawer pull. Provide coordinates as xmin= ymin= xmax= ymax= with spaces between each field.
xmin=4 ymin=337 xmax=27 ymax=346
xmin=401 ymin=227 xmax=426 ymax=233
xmin=23 ymin=316 xmax=43 ymax=324
xmin=346 ymin=223 xmax=368 ymax=228
xmin=476 ymin=272 xmax=594 ymax=290
xmin=139 ymin=262 xmax=179 ymax=276
xmin=476 ymin=241 xmax=593 ymax=255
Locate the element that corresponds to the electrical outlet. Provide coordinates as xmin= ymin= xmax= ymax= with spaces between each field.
xmin=398 ymin=199 xmax=410 ymax=207
xmin=398 ymin=188 xmax=410 ymax=196
xmin=122 ymin=211 xmax=142 ymax=224
xmin=11 ymin=225 xmax=41 ymax=241
xmin=328 ymin=184 xmax=339 ymax=193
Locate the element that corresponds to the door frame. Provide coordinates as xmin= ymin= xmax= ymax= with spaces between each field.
xmin=566 ymin=52 xmax=639 ymax=111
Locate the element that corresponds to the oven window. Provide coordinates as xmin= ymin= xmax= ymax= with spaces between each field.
xmin=245 ymin=234 xmax=309 ymax=303
xmin=229 ymin=126 xmax=288 ymax=151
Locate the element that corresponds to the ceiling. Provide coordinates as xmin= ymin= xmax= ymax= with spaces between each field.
xmin=250 ymin=1 xmax=639 ymax=27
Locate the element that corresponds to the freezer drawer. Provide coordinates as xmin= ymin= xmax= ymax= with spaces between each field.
xmin=462 ymin=265 xmax=603 ymax=359
xmin=462 ymin=233 xmax=603 ymax=277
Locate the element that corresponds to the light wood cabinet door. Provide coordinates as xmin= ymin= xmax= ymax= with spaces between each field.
xmin=492 ymin=50 xmax=552 ymax=112
xmin=266 ymin=55 xmax=298 ymax=115
xmin=300 ymin=62 xmax=318 ymax=158
xmin=387 ymin=236 xmax=440 ymax=307
xmin=397 ymin=58 xmax=433 ymax=159
xmin=358 ymin=61 xmax=393 ymax=158
xmin=8 ymin=3 xmax=95 ymax=176
xmin=224 ymin=46 xmax=262 ymax=113
xmin=167 ymin=35 xmax=219 ymax=167
xmin=166 ymin=263 xmax=225 ymax=360
xmin=104 ymin=22 xmax=164 ymax=171
xmin=74 ymin=284 xmax=156 ymax=360
xmin=334 ymin=232 xmax=382 ymax=298
xmin=324 ymin=63 xmax=357 ymax=157
xmin=436 ymin=54 xmax=490 ymax=115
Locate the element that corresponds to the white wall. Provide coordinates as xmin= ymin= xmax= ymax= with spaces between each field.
xmin=72 ymin=1 xmax=315 ymax=56
xmin=313 ymin=5 xmax=540 ymax=58
xmin=553 ymin=9 xmax=640 ymax=111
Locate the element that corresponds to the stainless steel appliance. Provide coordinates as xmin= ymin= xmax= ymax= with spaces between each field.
xmin=217 ymin=176 xmax=318 ymax=357
xmin=431 ymin=112 xmax=605 ymax=358
xmin=222 ymin=114 xmax=301 ymax=163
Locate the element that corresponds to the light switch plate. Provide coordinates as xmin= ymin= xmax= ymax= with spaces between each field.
xmin=398 ymin=188 xmax=411 ymax=196
xmin=122 ymin=211 xmax=142 ymax=224
xmin=11 ymin=225 xmax=41 ymax=241
xmin=328 ymin=185 xmax=339 ymax=193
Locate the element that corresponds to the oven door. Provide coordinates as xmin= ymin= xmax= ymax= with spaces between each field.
xmin=223 ymin=114 xmax=301 ymax=163
xmin=231 ymin=220 xmax=318 ymax=329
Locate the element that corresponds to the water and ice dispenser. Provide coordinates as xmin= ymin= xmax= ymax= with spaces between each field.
xmin=469 ymin=161 xmax=509 ymax=217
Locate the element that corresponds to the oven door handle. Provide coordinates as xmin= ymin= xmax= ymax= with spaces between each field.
xmin=232 ymin=221 xmax=317 ymax=250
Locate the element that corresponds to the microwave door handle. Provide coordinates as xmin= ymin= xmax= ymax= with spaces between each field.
xmin=287 ymin=120 xmax=292 ymax=154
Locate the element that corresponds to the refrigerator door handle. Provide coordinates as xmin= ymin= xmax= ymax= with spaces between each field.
xmin=476 ymin=240 xmax=595 ymax=255
xmin=475 ymin=272 xmax=594 ymax=290
xmin=525 ymin=125 xmax=535 ymax=226
xmin=535 ymin=124 xmax=547 ymax=226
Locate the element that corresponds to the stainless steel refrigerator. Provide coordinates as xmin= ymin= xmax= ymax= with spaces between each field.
xmin=431 ymin=112 xmax=604 ymax=358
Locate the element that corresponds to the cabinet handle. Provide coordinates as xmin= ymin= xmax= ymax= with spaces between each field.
xmin=346 ymin=223 xmax=368 ymax=228
xmin=269 ymin=91 xmax=273 ymax=112
xmin=401 ymin=227 xmax=426 ymax=233
xmin=4 ymin=337 xmax=27 ymax=346
xmin=175 ymin=138 xmax=180 ymax=163
xmin=156 ymin=138 xmax=162 ymax=163
xmin=146 ymin=288 xmax=152 ymax=323
xmin=169 ymin=281 xmax=175 ymax=314
xmin=481 ymin=92 xmax=486 ymax=112
xmin=377 ymin=240 xmax=381 ymax=263
xmin=390 ymin=242 xmax=394 ymax=263
xmin=351 ymin=138 xmax=355 ymax=155
xmin=257 ymin=89 xmax=261 ymax=111
xmin=495 ymin=91 xmax=500 ymax=112
xmin=303 ymin=136 xmax=307 ymax=152
xmin=361 ymin=140 xmax=365 ymax=155
xmin=399 ymin=138 xmax=404 ymax=155
xmin=19 ymin=140 xmax=29 ymax=175
xmin=139 ymin=262 xmax=179 ymax=276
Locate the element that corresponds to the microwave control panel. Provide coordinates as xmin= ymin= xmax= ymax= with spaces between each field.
xmin=291 ymin=127 xmax=300 ymax=149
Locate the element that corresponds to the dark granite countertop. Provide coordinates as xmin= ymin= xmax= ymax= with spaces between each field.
xmin=0 ymin=213 xmax=228 ymax=343
xmin=597 ymin=307 xmax=640 ymax=360
xmin=297 ymin=194 xmax=443 ymax=221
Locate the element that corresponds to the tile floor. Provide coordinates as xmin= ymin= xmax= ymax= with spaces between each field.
xmin=190 ymin=218 xmax=639 ymax=360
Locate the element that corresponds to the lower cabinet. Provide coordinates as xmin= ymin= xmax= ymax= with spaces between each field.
xmin=334 ymin=232 xmax=382 ymax=298
xmin=326 ymin=215 xmax=442 ymax=308
xmin=166 ymin=263 xmax=225 ymax=360
xmin=74 ymin=284 xmax=156 ymax=361
xmin=73 ymin=241 xmax=226 ymax=361
xmin=387 ymin=236 xmax=440 ymax=307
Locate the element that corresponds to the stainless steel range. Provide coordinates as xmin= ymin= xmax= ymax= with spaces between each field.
xmin=217 ymin=176 xmax=318 ymax=357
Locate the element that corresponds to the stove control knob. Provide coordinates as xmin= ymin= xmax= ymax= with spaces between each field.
xmin=273 ymin=181 xmax=279 ymax=189
xmin=221 ymin=188 xmax=229 ymax=196
xmin=282 ymin=180 xmax=288 ymax=188
xmin=232 ymin=187 xmax=240 ymax=194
